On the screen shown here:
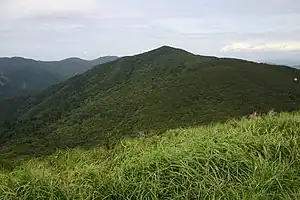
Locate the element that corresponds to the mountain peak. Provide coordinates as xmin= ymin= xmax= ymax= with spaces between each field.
xmin=138 ymin=46 xmax=195 ymax=58
xmin=1 ymin=46 xmax=300 ymax=161
xmin=9 ymin=57 xmax=35 ymax=62
xmin=154 ymin=45 xmax=191 ymax=53
xmin=60 ymin=57 xmax=86 ymax=62
xmin=157 ymin=45 xmax=177 ymax=50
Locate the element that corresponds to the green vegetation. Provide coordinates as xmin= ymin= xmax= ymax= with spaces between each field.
xmin=1 ymin=46 xmax=300 ymax=160
xmin=1 ymin=112 xmax=300 ymax=199
xmin=0 ymin=46 xmax=300 ymax=199
xmin=0 ymin=56 xmax=118 ymax=99
xmin=0 ymin=63 xmax=61 ymax=99
xmin=0 ymin=96 xmax=34 ymax=121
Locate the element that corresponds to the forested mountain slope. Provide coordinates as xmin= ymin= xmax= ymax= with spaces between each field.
xmin=0 ymin=46 xmax=299 ymax=159
xmin=0 ymin=56 xmax=118 ymax=99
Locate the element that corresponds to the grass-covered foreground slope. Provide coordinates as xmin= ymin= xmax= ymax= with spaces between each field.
xmin=1 ymin=46 xmax=299 ymax=159
xmin=1 ymin=111 xmax=300 ymax=199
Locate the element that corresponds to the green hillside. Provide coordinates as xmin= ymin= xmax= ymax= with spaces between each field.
xmin=0 ymin=96 xmax=35 ymax=121
xmin=1 ymin=112 xmax=300 ymax=199
xmin=0 ymin=56 xmax=118 ymax=99
xmin=46 ymin=56 xmax=119 ymax=78
xmin=0 ymin=63 xmax=61 ymax=99
xmin=0 ymin=46 xmax=299 ymax=160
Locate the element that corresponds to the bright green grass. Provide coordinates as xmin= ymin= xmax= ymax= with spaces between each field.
xmin=1 ymin=112 xmax=300 ymax=199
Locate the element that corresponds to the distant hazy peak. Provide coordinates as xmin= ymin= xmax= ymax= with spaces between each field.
xmin=0 ymin=57 xmax=34 ymax=62
xmin=91 ymin=56 xmax=119 ymax=61
xmin=0 ymin=55 xmax=118 ymax=99
xmin=59 ymin=57 xmax=86 ymax=62
xmin=0 ymin=56 xmax=118 ymax=63
xmin=59 ymin=56 xmax=118 ymax=62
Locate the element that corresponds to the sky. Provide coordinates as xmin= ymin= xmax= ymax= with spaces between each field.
xmin=0 ymin=0 xmax=300 ymax=65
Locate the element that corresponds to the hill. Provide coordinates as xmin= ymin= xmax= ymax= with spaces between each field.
xmin=0 ymin=96 xmax=34 ymax=121
xmin=261 ymin=59 xmax=300 ymax=67
xmin=46 ymin=56 xmax=119 ymax=77
xmin=0 ymin=56 xmax=118 ymax=99
xmin=0 ymin=63 xmax=61 ymax=98
xmin=1 ymin=111 xmax=300 ymax=199
xmin=0 ymin=46 xmax=300 ymax=159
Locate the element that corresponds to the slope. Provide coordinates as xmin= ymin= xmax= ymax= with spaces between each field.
xmin=0 ymin=64 xmax=61 ymax=98
xmin=0 ymin=96 xmax=35 ymax=121
xmin=1 ymin=111 xmax=300 ymax=199
xmin=1 ymin=46 xmax=300 ymax=158
xmin=0 ymin=56 xmax=118 ymax=99
xmin=45 ymin=56 xmax=119 ymax=77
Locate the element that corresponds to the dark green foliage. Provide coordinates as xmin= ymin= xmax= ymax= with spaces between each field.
xmin=46 ymin=56 xmax=119 ymax=78
xmin=0 ymin=96 xmax=33 ymax=121
xmin=1 ymin=46 xmax=300 ymax=160
xmin=0 ymin=56 xmax=118 ymax=99
xmin=0 ymin=64 xmax=61 ymax=99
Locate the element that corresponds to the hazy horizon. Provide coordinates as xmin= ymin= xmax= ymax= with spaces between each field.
xmin=1 ymin=0 xmax=300 ymax=65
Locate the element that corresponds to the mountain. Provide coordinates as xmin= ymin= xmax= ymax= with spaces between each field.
xmin=0 ymin=62 xmax=61 ymax=98
xmin=0 ymin=56 xmax=118 ymax=99
xmin=0 ymin=46 xmax=300 ymax=159
xmin=261 ymin=59 xmax=300 ymax=67
xmin=0 ymin=96 xmax=35 ymax=121
xmin=46 ymin=56 xmax=119 ymax=77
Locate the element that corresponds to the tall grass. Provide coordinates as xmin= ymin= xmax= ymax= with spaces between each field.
xmin=1 ymin=112 xmax=300 ymax=199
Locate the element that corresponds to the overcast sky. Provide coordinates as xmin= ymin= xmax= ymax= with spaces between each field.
xmin=0 ymin=0 xmax=300 ymax=64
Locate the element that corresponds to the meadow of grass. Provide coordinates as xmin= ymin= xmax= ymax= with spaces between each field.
xmin=1 ymin=111 xmax=300 ymax=199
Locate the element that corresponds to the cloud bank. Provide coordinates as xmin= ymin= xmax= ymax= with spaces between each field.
xmin=0 ymin=0 xmax=299 ymax=64
xmin=221 ymin=42 xmax=300 ymax=52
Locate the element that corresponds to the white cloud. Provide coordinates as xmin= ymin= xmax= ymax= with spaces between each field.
xmin=7 ymin=0 xmax=97 ymax=14
xmin=0 ymin=0 xmax=105 ymax=20
xmin=221 ymin=42 xmax=300 ymax=52
xmin=154 ymin=18 xmax=237 ymax=35
xmin=0 ymin=0 xmax=144 ymax=22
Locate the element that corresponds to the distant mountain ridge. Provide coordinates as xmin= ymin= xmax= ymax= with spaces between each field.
xmin=260 ymin=59 xmax=300 ymax=68
xmin=0 ymin=56 xmax=118 ymax=99
xmin=0 ymin=46 xmax=299 ymax=160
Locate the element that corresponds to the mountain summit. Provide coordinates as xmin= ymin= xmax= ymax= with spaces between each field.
xmin=0 ymin=46 xmax=300 ymax=158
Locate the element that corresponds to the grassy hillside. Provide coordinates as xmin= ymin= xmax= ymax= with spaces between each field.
xmin=1 ymin=46 xmax=300 ymax=159
xmin=1 ymin=111 xmax=300 ymax=199
xmin=0 ymin=56 xmax=118 ymax=99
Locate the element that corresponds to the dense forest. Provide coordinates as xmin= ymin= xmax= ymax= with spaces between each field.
xmin=0 ymin=56 xmax=118 ymax=99
xmin=0 ymin=46 xmax=299 ymax=163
